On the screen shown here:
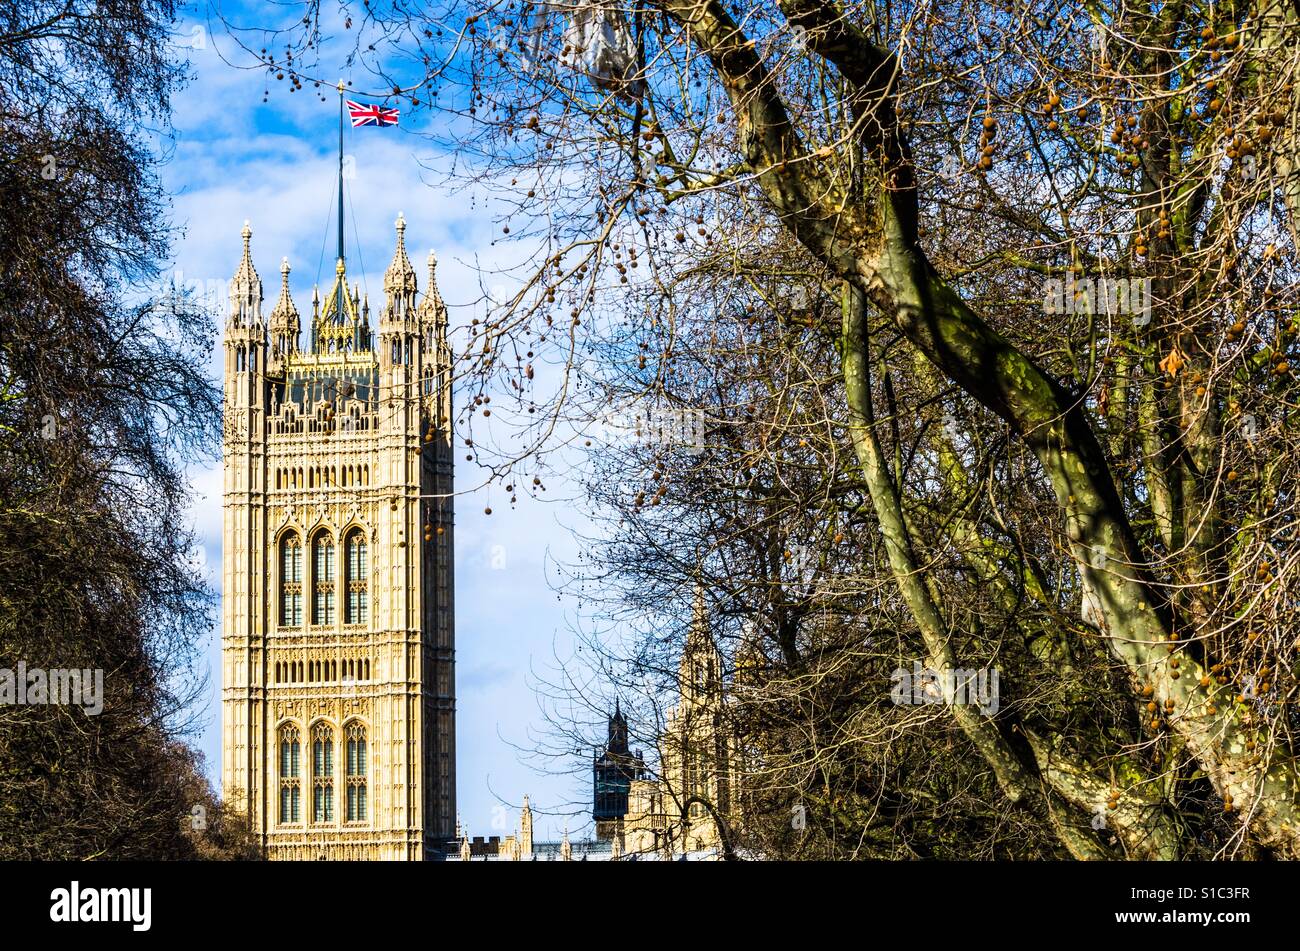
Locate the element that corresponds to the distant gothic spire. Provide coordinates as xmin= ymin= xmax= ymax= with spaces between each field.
xmin=418 ymin=248 xmax=447 ymax=327
xmin=383 ymin=213 xmax=418 ymax=318
xmin=229 ymin=220 xmax=263 ymax=326
xmin=519 ymin=795 xmax=534 ymax=856
xmin=267 ymin=257 xmax=300 ymax=364
xmin=313 ymin=257 xmax=364 ymax=353
xmin=682 ymin=578 xmax=722 ymax=705
xmin=607 ymin=700 xmax=629 ymax=754
xmin=269 ymin=258 xmax=298 ymax=322
xmin=234 ymin=220 xmax=259 ymax=285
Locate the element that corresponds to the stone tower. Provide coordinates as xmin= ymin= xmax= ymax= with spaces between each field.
xmin=593 ymin=700 xmax=644 ymax=841
xmin=221 ymin=215 xmax=455 ymax=860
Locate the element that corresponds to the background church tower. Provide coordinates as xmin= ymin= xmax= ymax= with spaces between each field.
xmin=221 ymin=216 xmax=455 ymax=860
xmin=593 ymin=700 xmax=645 ymax=841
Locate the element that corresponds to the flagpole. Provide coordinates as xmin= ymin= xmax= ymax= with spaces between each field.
xmin=337 ymin=79 xmax=346 ymax=267
xmin=335 ymin=80 xmax=351 ymax=342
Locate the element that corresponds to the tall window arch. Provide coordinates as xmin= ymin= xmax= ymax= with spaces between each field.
xmin=346 ymin=722 xmax=368 ymax=822
xmin=278 ymin=724 xmax=301 ymax=823
xmin=346 ymin=530 xmax=369 ymax=624
xmin=279 ymin=535 xmax=302 ymax=627
xmin=312 ymin=722 xmax=335 ymax=823
xmin=312 ymin=532 xmax=335 ymax=625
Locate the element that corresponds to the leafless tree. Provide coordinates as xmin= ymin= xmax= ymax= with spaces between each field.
xmin=0 ymin=0 xmax=254 ymax=859
xmin=223 ymin=0 xmax=1300 ymax=857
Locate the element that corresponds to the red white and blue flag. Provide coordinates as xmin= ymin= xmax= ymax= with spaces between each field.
xmin=346 ymin=100 xmax=399 ymax=127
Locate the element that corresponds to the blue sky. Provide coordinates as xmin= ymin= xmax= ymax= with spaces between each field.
xmin=165 ymin=1 xmax=613 ymax=842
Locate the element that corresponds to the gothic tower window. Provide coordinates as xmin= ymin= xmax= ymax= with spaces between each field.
xmin=346 ymin=722 xmax=368 ymax=822
xmin=346 ymin=530 xmax=369 ymax=624
xmin=279 ymin=724 xmax=301 ymax=824
xmin=313 ymin=532 xmax=335 ymax=625
xmin=279 ymin=535 xmax=302 ymax=627
xmin=312 ymin=723 xmax=335 ymax=823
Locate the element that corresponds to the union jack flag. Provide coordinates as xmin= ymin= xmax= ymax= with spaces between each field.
xmin=346 ymin=100 xmax=399 ymax=127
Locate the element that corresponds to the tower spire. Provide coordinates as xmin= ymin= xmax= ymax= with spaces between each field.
xmin=683 ymin=576 xmax=720 ymax=704
xmin=273 ymin=257 xmax=294 ymax=311
xmin=383 ymin=212 xmax=418 ymax=319
xmin=229 ymin=219 xmax=263 ymax=327
xmin=268 ymin=257 xmax=300 ymax=369
xmin=234 ymin=220 xmax=256 ymax=283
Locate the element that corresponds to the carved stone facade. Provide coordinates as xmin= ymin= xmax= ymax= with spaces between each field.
xmin=222 ymin=216 xmax=455 ymax=860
